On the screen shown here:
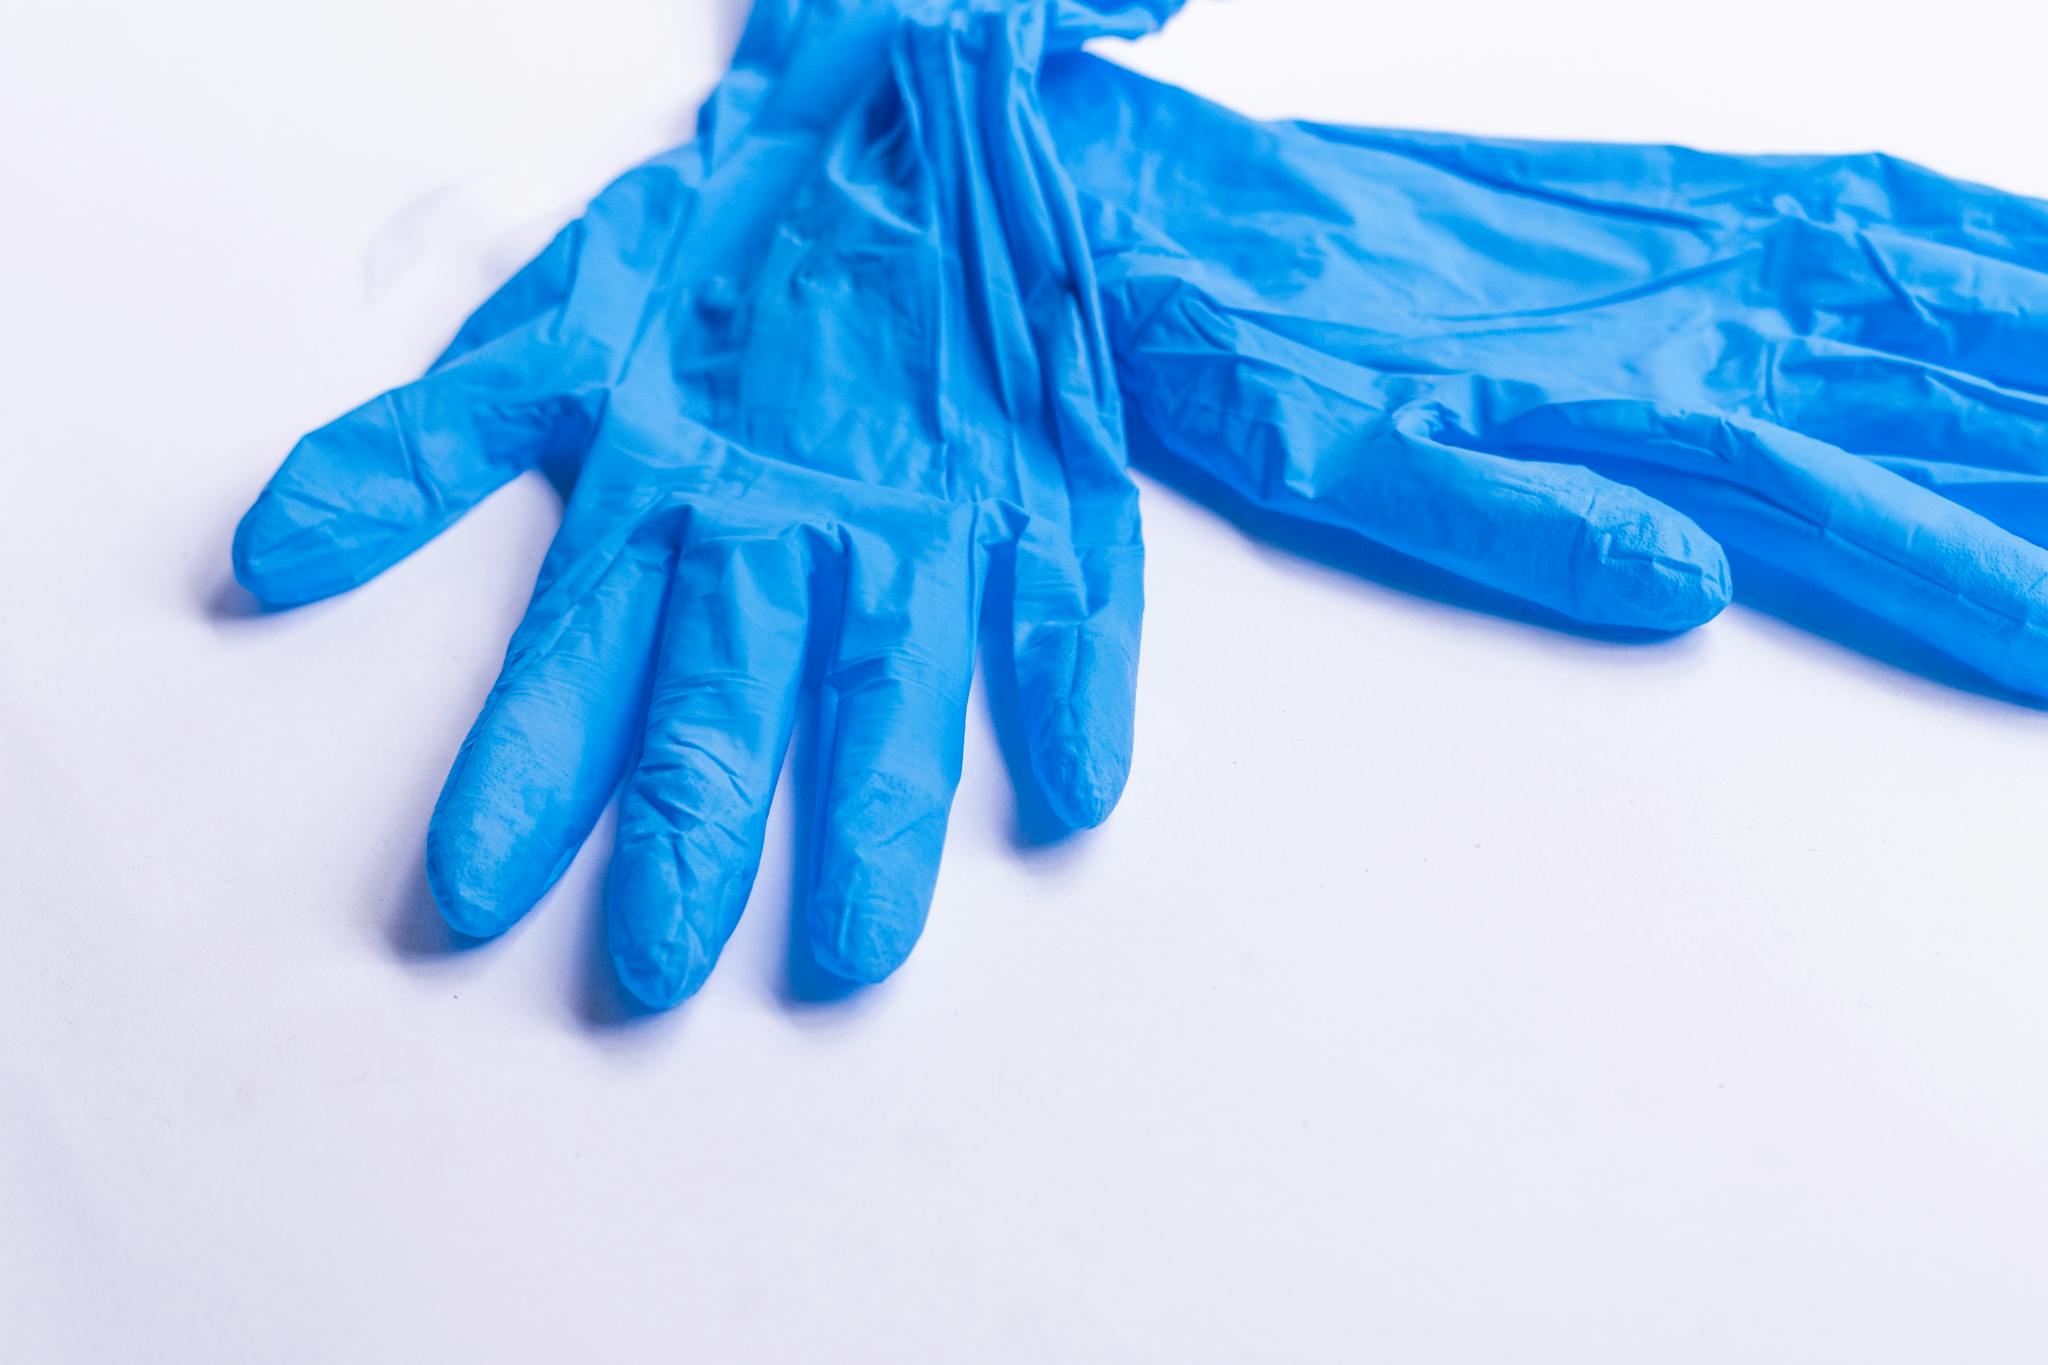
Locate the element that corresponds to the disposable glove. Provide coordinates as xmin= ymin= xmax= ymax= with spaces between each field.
xmin=234 ymin=2 xmax=1156 ymax=1004
xmin=1043 ymin=56 xmax=2048 ymax=693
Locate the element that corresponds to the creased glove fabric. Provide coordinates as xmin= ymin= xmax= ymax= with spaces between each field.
xmin=1043 ymin=55 xmax=2048 ymax=692
xmin=237 ymin=0 xmax=2048 ymax=1012
xmin=234 ymin=0 xmax=1152 ymax=1005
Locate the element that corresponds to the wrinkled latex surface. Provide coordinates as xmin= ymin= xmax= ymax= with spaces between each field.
xmin=236 ymin=0 xmax=1148 ymax=1005
xmin=240 ymin=0 xmax=2048 ymax=1008
xmin=1041 ymin=56 xmax=2048 ymax=692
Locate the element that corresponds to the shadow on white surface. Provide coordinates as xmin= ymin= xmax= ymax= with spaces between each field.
xmin=1721 ymin=552 xmax=2048 ymax=713
xmin=1131 ymin=425 xmax=1693 ymax=650
xmin=189 ymin=414 xmax=2048 ymax=1046
xmin=1134 ymin=424 xmax=2048 ymax=715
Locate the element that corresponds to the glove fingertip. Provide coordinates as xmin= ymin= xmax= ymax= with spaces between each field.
xmin=424 ymin=795 xmax=555 ymax=940
xmin=807 ymin=903 xmax=922 ymax=986
xmin=607 ymin=834 xmax=740 ymax=1010
xmin=1031 ymin=713 xmax=1130 ymax=830
xmin=611 ymin=912 xmax=716 ymax=1011
xmin=1016 ymin=618 xmax=1138 ymax=830
xmin=230 ymin=486 xmax=345 ymax=609
xmin=805 ymin=780 xmax=944 ymax=986
xmin=423 ymin=863 xmax=509 ymax=941
xmin=1565 ymin=492 xmax=1733 ymax=633
xmin=1586 ymin=538 xmax=1732 ymax=632
xmin=423 ymin=842 xmax=520 ymax=941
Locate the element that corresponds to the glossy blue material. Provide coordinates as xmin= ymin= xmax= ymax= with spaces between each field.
xmin=1042 ymin=56 xmax=2048 ymax=688
xmin=236 ymin=1 xmax=1154 ymax=1005
xmin=239 ymin=0 xmax=2048 ymax=1007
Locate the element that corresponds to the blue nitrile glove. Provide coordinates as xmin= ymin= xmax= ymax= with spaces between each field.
xmin=1043 ymin=55 xmax=2048 ymax=693
xmin=234 ymin=1 xmax=1160 ymax=1005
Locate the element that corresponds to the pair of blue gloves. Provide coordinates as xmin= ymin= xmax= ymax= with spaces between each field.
xmin=236 ymin=0 xmax=2048 ymax=1006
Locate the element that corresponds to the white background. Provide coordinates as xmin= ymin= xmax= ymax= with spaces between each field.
xmin=5 ymin=1 xmax=2048 ymax=1359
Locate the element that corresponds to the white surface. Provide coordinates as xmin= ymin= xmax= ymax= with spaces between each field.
xmin=5 ymin=1 xmax=2048 ymax=1359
